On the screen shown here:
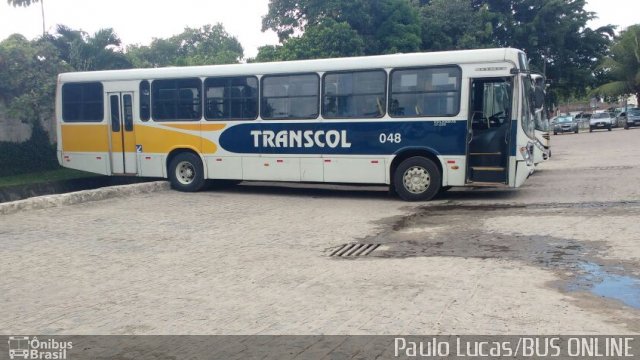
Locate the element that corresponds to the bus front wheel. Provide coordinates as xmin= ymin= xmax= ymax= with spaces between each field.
xmin=393 ymin=157 xmax=441 ymax=201
xmin=168 ymin=152 xmax=205 ymax=192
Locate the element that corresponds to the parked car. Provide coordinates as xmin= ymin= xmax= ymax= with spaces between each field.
xmin=574 ymin=112 xmax=592 ymax=121
xmin=609 ymin=110 xmax=621 ymax=128
xmin=589 ymin=112 xmax=614 ymax=132
xmin=553 ymin=115 xmax=579 ymax=134
xmin=622 ymin=109 xmax=640 ymax=129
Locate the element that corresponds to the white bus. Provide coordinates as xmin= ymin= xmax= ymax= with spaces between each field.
xmin=531 ymin=74 xmax=550 ymax=164
xmin=55 ymin=48 xmax=543 ymax=201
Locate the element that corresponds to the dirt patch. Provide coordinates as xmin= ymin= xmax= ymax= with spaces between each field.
xmin=328 ymin=201 xmax=640 ymax=319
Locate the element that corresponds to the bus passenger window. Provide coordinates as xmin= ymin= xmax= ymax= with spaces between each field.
xmin=261 ymin=74 xmax=319 ymax=119
xmin=62 ymin=82 xmax=104 ymax=122
xmin=204 ymin=76 xmax=258 ymax=120
xmin=323 ymin=70 xmax=386 ymax=119
xmin=140 ymin=80 xmax=150 ymax=121
xmin=151 ymin=78 xmax=202 ymax=121
xmin=389 ymin=66 xmax=461 ymax=118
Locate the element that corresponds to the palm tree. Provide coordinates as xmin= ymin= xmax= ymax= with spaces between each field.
xmin=42 ymin=25 xmax=131 ymax=71
xmin=594 ymin=25 xmax=640 ymax=104
xmin=7 ymin=0 xmax=45 ymax=36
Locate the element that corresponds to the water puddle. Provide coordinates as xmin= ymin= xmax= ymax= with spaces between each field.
xmin=338 ymin=202 xmax=640 ymax=311
xmin=569 ymin=262 xmax=640 ymax=309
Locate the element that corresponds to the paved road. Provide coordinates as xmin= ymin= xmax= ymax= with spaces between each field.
xmin=1 ymin=128 xmax=639 ymax=335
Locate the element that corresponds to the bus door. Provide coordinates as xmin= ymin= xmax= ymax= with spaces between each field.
xmin=466 ymin=77 xmax=512 ymax=184
xmin=108 ymin=92 xmax=137 ymax=174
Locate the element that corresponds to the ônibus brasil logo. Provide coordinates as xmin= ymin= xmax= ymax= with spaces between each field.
xmin=8 ymin=336 xmax=72 ymax=359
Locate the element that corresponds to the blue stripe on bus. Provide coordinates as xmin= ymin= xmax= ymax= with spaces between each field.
xmin=218 ymin=120 xmax=468 ymax=155
xmin=510 ymin=119 xmax=518 ymax=156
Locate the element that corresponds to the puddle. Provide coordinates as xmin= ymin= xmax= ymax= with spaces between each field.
xmin=569 ymin=262 xmax=640 ymax=309
xmin=334 ymin=201 xmax=640 ymax=312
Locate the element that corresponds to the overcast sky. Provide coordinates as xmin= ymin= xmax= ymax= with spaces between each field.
xmin=0 ymin=0 xmax=636 ymax=59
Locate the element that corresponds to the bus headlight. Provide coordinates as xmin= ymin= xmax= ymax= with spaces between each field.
xmin=520 ymin=146 xmax=534 ymax=166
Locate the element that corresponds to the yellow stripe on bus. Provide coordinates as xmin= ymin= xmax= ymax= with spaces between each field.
xmin=162 ymin=123 xmax=226 ymax=131
xmin=61 ymin=124 xmax=110 ymax=152
xmin=134 ymin=124 xmax=218 ymax=154
xmin=61 ymin=124 xmax=219 ymax=154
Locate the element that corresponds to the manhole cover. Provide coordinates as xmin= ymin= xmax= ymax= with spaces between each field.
xmin=330 ymin=243 xmax=380 ymax=257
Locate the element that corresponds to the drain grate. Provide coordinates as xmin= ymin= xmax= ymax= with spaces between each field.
xmin=330 ymin=243 xmax=381 ymax=257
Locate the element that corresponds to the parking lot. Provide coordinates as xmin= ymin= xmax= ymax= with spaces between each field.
xmin=1 ymin=127 xmax=639 ymax=335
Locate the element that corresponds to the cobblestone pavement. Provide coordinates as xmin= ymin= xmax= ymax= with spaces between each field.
xmin=1 ymin=128 xmax=639 ymax=335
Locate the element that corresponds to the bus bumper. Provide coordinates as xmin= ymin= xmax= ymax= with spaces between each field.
xmin=515 ymin=160 xmax=534 ymax=187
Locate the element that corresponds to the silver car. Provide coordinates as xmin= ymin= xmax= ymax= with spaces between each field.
xmin=589 ymin=112 xmax=614 ymax=132
xmin=553 ymin=115 xmax=579 ymax=134
xmin=622 ymin=109 xmax=640 ymax=129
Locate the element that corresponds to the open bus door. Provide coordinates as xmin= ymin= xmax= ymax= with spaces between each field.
xmin=466 ymin=77 xmax=513 ymax=185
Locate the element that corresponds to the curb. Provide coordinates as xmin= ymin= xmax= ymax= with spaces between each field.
xmin=0 ymin=181 xmax=169 ymax=216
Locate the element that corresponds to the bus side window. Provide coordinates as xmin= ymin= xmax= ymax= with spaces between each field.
xmin=204 ymin=76 xmax=258 ymax=120
xmin=389 ymin=66 xmax=461 ymax=118
xmin=151 ymin=78 xmax=202 ymax=121
xmin=262 ymin=74 xmax=319 ymax=120
xmin=322 ymin=70 xmax=386 ymax=119
xmin=62 ymin=82 xmax=104 ymax=122
xmin=140 ymin=80 xmax=150 ymax=121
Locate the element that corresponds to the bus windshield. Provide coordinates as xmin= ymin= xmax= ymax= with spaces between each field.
xmin=521 ymin=76 xmax=536 ymax=137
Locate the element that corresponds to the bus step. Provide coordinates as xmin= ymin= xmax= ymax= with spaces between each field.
xmin=471 ymin=166 xmax=505 ymax=171
xmin=469 ymin=152 xmax=502 ymax=156
xmin=330 ymin=243 xmax=381 ymax=257
xmin=467 ymin=181 xmax=508 ymax=187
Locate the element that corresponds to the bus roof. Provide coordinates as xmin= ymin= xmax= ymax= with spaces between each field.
xmin=58 ymin=48 xmax=523 ymax=83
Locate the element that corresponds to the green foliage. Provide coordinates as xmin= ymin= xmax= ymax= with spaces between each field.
xmin=262 ymin=0 xmax=421 ymax=55
xmin=373 ymin=0 xmax=421 ymax=54
xmin=420 ymin=0 xmax=494 ymax=51
xmin=253 ymin=20 xmax=365 ymax=62
xmin=43 ymin=25 xmax=131 ymax=71
xmin=0 ymin=34 xmax=71 ymax=123
xmin=593 ymin=25 xmax=640 ymax=102
xmin=127 ymin=24 xmax=244 ymax=67
xmin=464 ymin=0 xmax=614 ymax=102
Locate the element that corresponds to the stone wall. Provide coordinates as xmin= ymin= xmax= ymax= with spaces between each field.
xmin=0 ymin=102 xmax=56 ymax=143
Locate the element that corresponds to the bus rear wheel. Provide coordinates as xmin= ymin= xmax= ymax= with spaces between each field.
xmin=393 ymin=157 xmax=441 ymax=201
xmin=169 ymin=152 xmax=205 ymax=192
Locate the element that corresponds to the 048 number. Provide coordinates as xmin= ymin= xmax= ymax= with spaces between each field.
xmin=379 ymin=133 xmax=402 ymax=144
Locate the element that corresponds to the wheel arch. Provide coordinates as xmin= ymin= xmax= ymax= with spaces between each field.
xmin=165 ymin=147 xmax=207 ymax=179
xmin=390 ymin=147 xmax=444 ymax=187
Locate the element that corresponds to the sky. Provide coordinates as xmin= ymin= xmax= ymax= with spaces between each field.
xmin=0 ymin=0 xmax=637 ymax=59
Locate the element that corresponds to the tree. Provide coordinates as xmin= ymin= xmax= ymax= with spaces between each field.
xmin=594 ymin=25 xmax=640 ymax=104
xmin=0 ymin=34 xmax=68 ymax=120
xmin=262 ymin=0 xmax=421 ymax=55
xmin=7 ymin=0 xmax=46 ymax=36
xmin=420 ymin=0 xmax=494 ymax=51
xmin=504 ymin=0 xmax=613 ymax=100
xmin=43 ymin=25 xmax=131 ymax=71
xmin=253 ymin=19 xmax=365 ymax=62
xmin=127 ymin=24 xmax=244 ymax=67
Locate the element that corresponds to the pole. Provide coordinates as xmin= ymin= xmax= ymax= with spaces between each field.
xmin=40 ymin=0 xmax=45 ymax=36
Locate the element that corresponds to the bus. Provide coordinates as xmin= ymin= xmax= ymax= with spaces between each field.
xmin=531 ymin=74 xmax=550 ymax=164
xmin=55 ymin=48 xmax=543 ymax=201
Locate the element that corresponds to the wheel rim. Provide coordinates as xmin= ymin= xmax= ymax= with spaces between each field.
xmin=175 ymin=161 xmax=196 ymax=185
xmin=402 ymin=166 xmax=431 ymax=194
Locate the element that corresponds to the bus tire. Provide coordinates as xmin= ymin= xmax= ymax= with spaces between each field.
xmin=168 ymin=152 xmax=205 ymax=192
xmin=393 ymin=156 xmax=441 ymax=202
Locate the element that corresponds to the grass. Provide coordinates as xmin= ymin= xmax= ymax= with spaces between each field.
xmin=0 ymin=168 xmax=96 ymax=188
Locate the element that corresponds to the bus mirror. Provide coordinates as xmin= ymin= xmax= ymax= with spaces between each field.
xmin=533 ymin=85 xmax=544 ymax=110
